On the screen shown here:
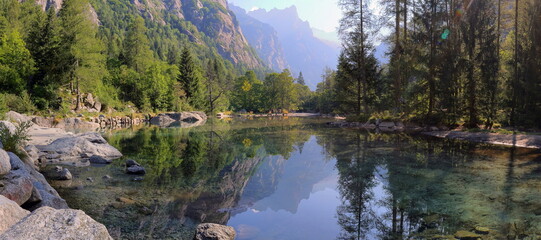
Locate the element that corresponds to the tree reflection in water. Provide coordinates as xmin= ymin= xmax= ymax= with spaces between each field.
xmin=57 ymin=118 xmax=541 ymax=239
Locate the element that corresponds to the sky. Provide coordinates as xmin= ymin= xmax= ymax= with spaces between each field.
xmin=228 ymin=0 xmax=343 ymax=34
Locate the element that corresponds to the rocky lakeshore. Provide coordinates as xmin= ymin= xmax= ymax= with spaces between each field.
xmin=0 ymin=111 xmax=237 ymax=239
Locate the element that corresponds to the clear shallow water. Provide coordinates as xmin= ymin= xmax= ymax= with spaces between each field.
xmin=51 ymin=118 xmax=541 ymax=239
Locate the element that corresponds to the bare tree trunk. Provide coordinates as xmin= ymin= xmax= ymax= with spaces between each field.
xmin=511 ymin=0 xmax=519 ymax=127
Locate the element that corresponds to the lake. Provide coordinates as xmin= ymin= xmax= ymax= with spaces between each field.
xmin=52 ymin=117 xmax=541 ymax=239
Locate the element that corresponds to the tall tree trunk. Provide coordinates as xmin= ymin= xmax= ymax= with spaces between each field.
xmin=394 ymin=0 xmax=401 ymax=111
xmin=360 ymin=0 xmax=366 ymax=114
xmin=428 ymin=0 xmax=436 ymax=117
xmin=511 ymin=0 xmax=519 ymax=127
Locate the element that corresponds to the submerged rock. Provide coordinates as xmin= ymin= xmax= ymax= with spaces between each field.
xmin=116 ymin=197 xmax=135 ymax=204
xmin=132 ymin=177 xmax=144 ymax=181
xmin=0 ymin=206 xmax=113 ymax=240
xmin=0 ymin=195 xmax=29 ymax=234
xmin=474 ymin=227 xmax=490 ymax=234
xmin=194 ymin=223 xmax=236 ymax=240
xmin=48 ymin=167 xmax=73 ymax=181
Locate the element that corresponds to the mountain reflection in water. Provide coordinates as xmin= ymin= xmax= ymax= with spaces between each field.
xmin=53 ymin=118 xmax=541 ymax=239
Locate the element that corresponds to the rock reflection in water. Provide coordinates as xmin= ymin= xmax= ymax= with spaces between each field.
xmin=52 ymin=118 xmax=541 ymax=239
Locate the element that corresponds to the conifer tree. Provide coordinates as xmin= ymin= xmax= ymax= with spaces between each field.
xmin=178 ymin=47 xmax=205 ymax=110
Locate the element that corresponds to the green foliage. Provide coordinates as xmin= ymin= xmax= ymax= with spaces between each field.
xmin=178 ymin=47 xmax=205 ymax=110
xmin=0 ymin=120 xmax=31 ymax=154
xmin=0 ymin=27 xmax=35 ymax=94
xmin=2 ymin=92 xmax=36 ymax=113
xmin=263 ymin=70 xmax=299 ymax=111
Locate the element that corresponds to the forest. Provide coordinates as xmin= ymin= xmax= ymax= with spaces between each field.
xmin=0 ymin=0 xmax=539 ymax=129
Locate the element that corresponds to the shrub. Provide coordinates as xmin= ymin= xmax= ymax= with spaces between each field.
xmin=0 ymin=121 xmax=32 ymax=155
xmin=3 ymin=92 xmax=37 ymax=114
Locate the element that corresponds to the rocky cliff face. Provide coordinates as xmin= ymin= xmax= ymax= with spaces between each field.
xmin=180 ymin=0 xmax=263 ymax=69
xmin=248 ymin=6 xmax=341 ymax=89
xmin=29 ymin=0 xmax=265 ymax=70
xmin=229 ymin=4 xmax=289 ymax=72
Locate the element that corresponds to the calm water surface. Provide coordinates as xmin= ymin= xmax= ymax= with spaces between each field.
xmin=52 ymin=118 xmax=541 ymax=239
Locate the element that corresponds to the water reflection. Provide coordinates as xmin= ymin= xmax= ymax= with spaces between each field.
xmin=53 ymin=118 xmax=541 ymax=239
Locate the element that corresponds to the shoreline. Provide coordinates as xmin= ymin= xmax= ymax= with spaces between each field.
xmin=422 ymin=130 xmax=541 ymax=149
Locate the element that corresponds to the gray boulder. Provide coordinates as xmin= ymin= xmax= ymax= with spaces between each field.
xmin=47 ymin=167 xmax=72 ymax=181
xmin=36 ymin=132 xmax=122 ymax=161
xmin=126 ymin=165 xmax=146 ymax=175
xmin=2 ymin=153 xmax=67 ymax=210
xmin=194 ymin=223 xmax=236 ymax=240
xmin=0 ymin=153 xmax=34 ymax=205
xmin=5 ymin=111 xmax=31 ymax=124
xmin=0 ymin=206 xmax=113 ymax=240
xmin=125 ymin=159 xmax=140 ymax=167
xmin=88 ymin=155 xmax=112 ymax=164
xmin=23 ymin=145 xmax=40 ymax=167
xmin=0 ymin=150 xmax=9 ymax=176
xmin=0 ymin=195 xmax=30 ymax=234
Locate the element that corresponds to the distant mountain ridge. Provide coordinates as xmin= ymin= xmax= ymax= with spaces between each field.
xmin=242 ymin=5 xmax=340 ymax=89
xmin=229 ymin=4 xmax=289 ymax=72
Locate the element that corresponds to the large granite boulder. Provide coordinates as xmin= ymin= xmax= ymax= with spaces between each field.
xmin=36 ymin=132 xmax=122 ymax=162
xmin=0 ymin=195 xmax=29 ymax=234
xmin=0 ymin=207 xmax=113 ymax=240
xmin=5 ymin=111 xmax=31 ymax=124
xmin=150 ymin=112 xmax=207 ymax=127
xmin=194 ymin=223 xmax=236 ymax=240
xmin=0 ymin=150 xmax=9 ymax=176
xmin=0 ymin=153 xmax=67 ymax=209
xmin=0 ymin=153 xmax=34 ymax=205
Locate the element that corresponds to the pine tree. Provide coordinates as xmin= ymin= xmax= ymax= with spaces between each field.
xmin=123 ymin=16 xmax=153 ymax=73
xmin=296 ymin=72 xmax=306 ymax=85
xmin=177 ymin=47 xmax=205 ymax=110
xmin=27 ymin=8 xmax=63 ymax=108
xmin=337 ymin=0 xmax=374 ymax=115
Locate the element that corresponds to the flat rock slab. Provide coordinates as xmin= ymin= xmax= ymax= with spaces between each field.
xmin=423 ymin=131 xmax=541 ymax=149
xmin=0 ymin=206 xmax=113 ymax=240
xmin=37 ymin=132 xmax=122 ymax=162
